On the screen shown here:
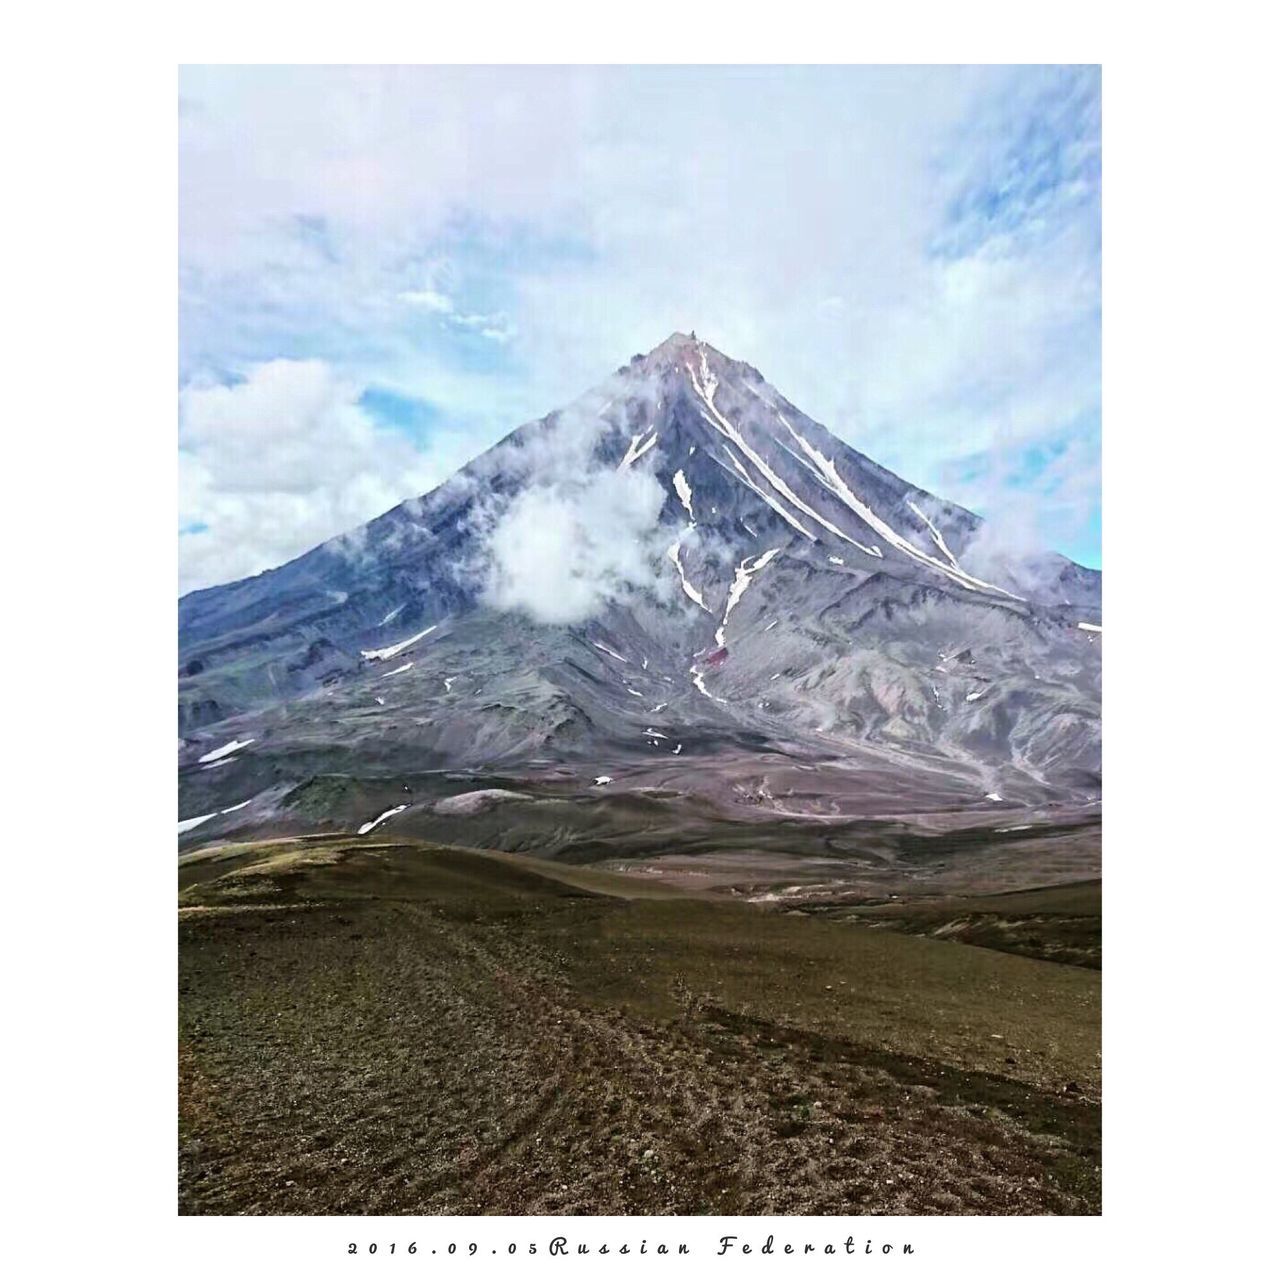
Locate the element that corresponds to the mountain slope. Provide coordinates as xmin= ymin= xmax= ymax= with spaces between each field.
xmin=179 ymin=333 xmax=1100 ymax=849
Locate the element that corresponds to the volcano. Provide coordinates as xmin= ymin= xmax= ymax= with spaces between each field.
xmin=178 ymin=333 xmax=1100 ymax=856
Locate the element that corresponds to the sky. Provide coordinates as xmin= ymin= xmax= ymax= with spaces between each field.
xmin=179 ymin=65 xmax=1100 ymax=595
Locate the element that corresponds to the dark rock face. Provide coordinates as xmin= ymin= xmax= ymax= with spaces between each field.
xmin=179 ymin=333 xmax=1100 ymax=841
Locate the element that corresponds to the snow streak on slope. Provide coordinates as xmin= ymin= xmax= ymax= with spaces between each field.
xmin=618 ymin=429 xmax=658 ymax=470
xmin=688 ymin=355 xmax=873 ymax=551
xmin=592 ymin=640 xmax=629 ymax=664
xmin=690 ymin=664 xmax=725 ymax=702
xmin=714 ymin=442 xmax=815 ymax=539
xmin=667 ymin=540 xmax=711 ymax=611
xmin=716 ymin=548 xmax=781 ymax=646
xmin=908 ymin=500 xmax=962 ymax=570
xmin=778 ymin=417 xmax=1022 ymax=600
xmin=362 ymin=625 xmax=437 ymax=662
xmin=198 ymin=737 xmax=255 ymax=764
xmin=1078 ymin=622 xmax=1102 ymax=633
xmin=357 ymin=804 xmax=407 ymax=835
xmin=673 ymin=469 xmax=696 ymax=522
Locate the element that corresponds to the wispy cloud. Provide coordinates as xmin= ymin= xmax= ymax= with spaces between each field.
xmin=398 ymin=279 xmax=515 ymax=343
xmin=178 ymin=359 xmax=474 ymax=593
xmin=179 ymin=65 xmax=1100 ymax=591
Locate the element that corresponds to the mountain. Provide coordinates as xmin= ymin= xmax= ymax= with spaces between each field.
xmin=178 ymin=333 xmax=1101 ymax=856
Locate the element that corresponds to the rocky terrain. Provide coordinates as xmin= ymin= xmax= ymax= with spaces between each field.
xmin=179 ymin=838 xmax=1100 ymax=1215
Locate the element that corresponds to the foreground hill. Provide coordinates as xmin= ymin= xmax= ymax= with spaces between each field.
xmin=179 ymin=837 xmax=1100 ymax=1215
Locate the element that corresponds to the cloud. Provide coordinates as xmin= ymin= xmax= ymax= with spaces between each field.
xmin=482 ymin=467 xmax=668 ymax=624
xmin=398 ymin=281 xmax=515 ymax=343
xmin=180 ymin=65 xmax=1101 ymax=587
xmin=469 ymin=381 xmax=673 ymax=623
xmin=398 ymin=287 xmax=453 ymax=313
xmin=958 ymin=420 xmax=1101 ymax=569
xmin=178 ymin=359 xmax=473 ymax=594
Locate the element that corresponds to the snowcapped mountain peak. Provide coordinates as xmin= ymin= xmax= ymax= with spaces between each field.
xmin=180 ymin=334 xmax=1100 ymax=832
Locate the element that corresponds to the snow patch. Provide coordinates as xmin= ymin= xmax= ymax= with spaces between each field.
xmin=618 ymin=429 xmax=658 ymax=470
xmin=690 ymin=664 xmax=725 ymax=702
xmin=593 ymin=776 xmax=613 ymax=786
xmin=907 ymin=500 xmax=962 ymax=571
xmin=177 ymin=812 xmax=215 ymax=835
xmin=358 ymin=804 xmax=407 ymax=835
xmin=1078 ymin=622 xmax=1102 ymax=633
xmin=667 ymin=541 xmax=711 ymax=611
xmin=592 ymin=640 xmax=628 ymax=664
xmin=716 ymin=547 xmax=781 ymax=646
xmin=386 ymin=661 xmax=414 ymax=676
xmin=198 ymin=738 xmax=255 ymax=764
xmin=672 ymin=469 xmax=696 ymax=521
xmin=362 ymin=625 xmax=436 ymax=662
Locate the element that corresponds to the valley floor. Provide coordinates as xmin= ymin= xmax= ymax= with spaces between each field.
xmin=178 ymin=838 xmax=1100 ymax=1215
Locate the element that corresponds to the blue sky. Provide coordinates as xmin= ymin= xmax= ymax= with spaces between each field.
xmin=179 ymin=65 xmax=1100 ymax=593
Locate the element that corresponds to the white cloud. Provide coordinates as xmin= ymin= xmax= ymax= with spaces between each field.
xmin=397 ymin=283 xmax=514 ymax=342
xmin=179 ymin=65 xmax=1101 ymax=586
xmin=464 ymin=379 xmax=674 ymax=623
xmin=178 ymin=359 xmax=472 ymax=594
xmin=482 ymin=467 xmax=668 ymax=624
xmin=398 ymin=287 xmax=454 ymax=313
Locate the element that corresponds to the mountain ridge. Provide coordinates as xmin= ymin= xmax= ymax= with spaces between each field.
xmin=179 ymin=332 xmax=1100 ymax=850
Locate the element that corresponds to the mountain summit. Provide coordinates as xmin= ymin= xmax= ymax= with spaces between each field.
xmin=179 ymin=333 xmax=1100 ymax=850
